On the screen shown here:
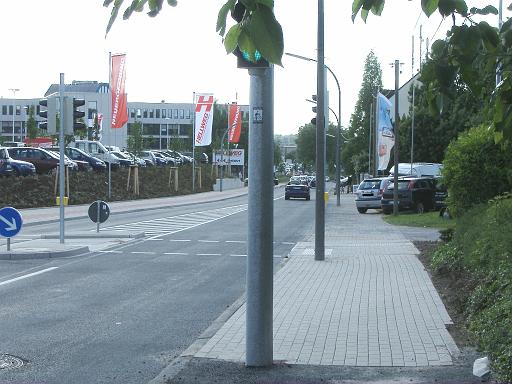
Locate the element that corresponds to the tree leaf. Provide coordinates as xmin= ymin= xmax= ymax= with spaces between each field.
xmin=217 ymin=0 xmax=236 ymax=36
xmin=256 ymin=0 xmax=273 ymax=8
xmin=421 ymin=0 xmax=439 ymax=17
xmin=224 ymin=24 xmax=241 ymax=54
xmin=167 ymin=0 xmax=177 ymax=5
xmin=454 ymin=0 xmax=468 ymax=16
xmin=438 ymin=0 xmax=457 ymax=17
xmin=470 ymin=5 xmax=498 ymax=16
xmin=246 ymin=5 xmax=283 ymax=65
xmin=371 ymin=0 xmax=384 ymax=16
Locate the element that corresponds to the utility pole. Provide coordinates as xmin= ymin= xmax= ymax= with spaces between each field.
xmin=246 ymin=66 xmax=274 ymax=367
xmin=315 ymin=0 xmax=325 ymax=261
xmin=392 ymin=60 xmax=400 ymax=216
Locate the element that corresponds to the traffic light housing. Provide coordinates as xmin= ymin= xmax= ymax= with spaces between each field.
xmin=235 ymin=47 xmax=269 ymax=69
xmin=63 ymin=97 xmax=86 ymax=134
xmin=38 ymin=97 xmax=57 ymax=134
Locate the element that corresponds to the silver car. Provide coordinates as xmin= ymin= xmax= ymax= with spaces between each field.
xmin=355 ymin=177 xmax=392 ymax=213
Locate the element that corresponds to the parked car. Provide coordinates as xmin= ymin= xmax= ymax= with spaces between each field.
xmin=140 ymin=151 xmax=156 ymax=166
xmin=381 ymin=177 xmax=436 ymax=214
xmin=71 ymin=140 xmax=121 ymax=168
xmin=285 ymin=179 xmax=310 ymax=200
xmin=8 ymin=147 xmax=75 ymax=174
xmin=150 ymin=151 xmax=172 ymax=166
xmin=157 ymin=150 xmax=182 ymax=166
xmin=47 ymin=147 xmax=92 ymax=172
xmin=110 ymin=151 xmax=135 ymax=167
xmin=355 ymin=177 xmax=392 ymax=213
xmin=0 ymin=147 xmax=36 ymax=176
xmin=64 ymin=147 xmax=106 ymax=172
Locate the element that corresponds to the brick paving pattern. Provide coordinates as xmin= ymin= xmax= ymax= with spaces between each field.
xmin=196 ymin=195 xmax=459 ymax=366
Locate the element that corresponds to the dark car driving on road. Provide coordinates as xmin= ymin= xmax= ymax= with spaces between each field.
xmin=285 ymin=179 xmax=310 ymax=200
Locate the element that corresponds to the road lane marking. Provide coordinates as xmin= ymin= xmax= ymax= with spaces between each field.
xmin=147 ymin=238 xmax=164 ymax=241
xmin=97 ymin=250 xmax=123 ymax=254
xmin=0 ymin=267 xmax=58 ymax=287
xmin=197 ymin=253 xmax=221 ymax=256
xmin=169 ymin=239 xmax=191 ymax=242
xmin=226 ymin=240 xmax=245 ymax=243
xmin=281 ymin=242 xmax=295 ymax=245
xmin=131 ymin=251 xmax=155 ymax=255
xmin=198 ymin=240 xmax=219 ymax=243
xmin=230 ymin=254 xmax=247 ymax=257
xmin=164 ymin=252 xmax=188 ymax=255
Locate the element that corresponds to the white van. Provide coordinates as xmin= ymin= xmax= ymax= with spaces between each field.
xmin=71 ymin=140 xmax=120 ymax=166
xmin=389 ymin=162 xmax=443 ymax=178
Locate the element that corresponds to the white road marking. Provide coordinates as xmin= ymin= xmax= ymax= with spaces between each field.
xmin=147 ymin=238 xmax=164 ymax=241
xmin=169 ymin=239 xmax=191 ymax=242
xmin=197 ymin=253 xmax=221 ymax=256
xmin=0 ymin=267 xmax=58 ymax=287
xmin=164 ymin=252 xmax=188 ymax=255
xmin=97 ymin=250 xmax=122 ymax=254
xmin=131 ymin=251 xmax=155 ymax=254
xmin=226 ymin=240 xmax=245 ymax=243
xmin=198 ymin=240 xmax=219 ymax=243
xmin=281 ymin=242 xmax=295 ymax=245
xmin=230 ymin=254 xmax=247 ymax=257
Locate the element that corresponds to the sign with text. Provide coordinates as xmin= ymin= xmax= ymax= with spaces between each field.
xmin=213 ymin=149 xmax=245 ymax=166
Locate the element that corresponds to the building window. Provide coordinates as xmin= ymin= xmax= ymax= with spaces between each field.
xmin=130 ymin=108 xmax=135 ymax=118
xmin=2 ymin=105 xmax=7 ymax=115
xmin=186 ymin=109 xmax=191 ymax=119
xmin=87 ymin=101 xmax=97 ymax=119
xmin=15 ymin=105 xmax=21 ymax=116
xmin=179 ymin=109 xmax=184 ymax=119
xmin=143 ymin=109 xmax=148 ymax=118
xmin=149 ymin=109 xmax=154 ymax=118
xmin=162 ymin=109 xmax=166 ymax=118
xmin=156 ymin=109 xmax=160 ymax=118
xmin=9 ymin=106 xmax=13 ymax=116
xmin=136 ymin=109 xmax=141 ymax=118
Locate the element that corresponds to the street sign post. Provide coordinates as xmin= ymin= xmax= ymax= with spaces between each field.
xmin=0 ymin=207 xmax=23 ymax=251
xmin=88 ymin=201 xmax=110 ymax=233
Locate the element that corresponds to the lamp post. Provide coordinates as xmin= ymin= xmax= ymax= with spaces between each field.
xmin=286 ymin=52 xmax=342 ymax=207
xmin=9 ymin=88 xmax=20 ymax=142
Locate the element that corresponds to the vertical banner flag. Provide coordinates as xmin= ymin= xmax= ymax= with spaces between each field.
xmin=228 ymin=103 xmax=242 ymax=143
xmin=111 ymin=54 xmax=128 ymax=129
xmin=376 ymin=92 xmax=395 ymax=171
xmin=194 ymin=93 xmax=214 ymax=146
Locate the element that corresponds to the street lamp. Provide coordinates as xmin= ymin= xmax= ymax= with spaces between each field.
xmin=286 ymin=52 xmax=342 ymax=207
xmin=9 ymin=88 xmax=20 ymax=142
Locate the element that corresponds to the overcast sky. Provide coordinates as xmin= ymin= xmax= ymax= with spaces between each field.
xmin=0 ymin=1 xmax=505 ymax=135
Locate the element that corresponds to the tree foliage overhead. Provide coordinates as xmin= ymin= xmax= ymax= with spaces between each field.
xmin=103 ymin=0 xmax=283 ymax=66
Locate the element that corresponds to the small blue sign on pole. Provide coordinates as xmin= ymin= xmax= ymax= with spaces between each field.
xmin=0 ymin=207 xmax=23 ymax=238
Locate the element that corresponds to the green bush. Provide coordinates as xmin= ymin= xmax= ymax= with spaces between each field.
xmin=442 ymin=125 xmax=512 ymax=217
xmin=431 ymin=195 xmax=512 ymax=381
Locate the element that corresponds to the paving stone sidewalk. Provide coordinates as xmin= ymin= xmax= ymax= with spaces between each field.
xmin=195 ymin=195 xmax=458 ymax=367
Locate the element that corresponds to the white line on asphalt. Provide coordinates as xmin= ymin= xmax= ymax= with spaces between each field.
xmin=169 ymin=239 xmax=191 ymax=242
xmin=131 ymin=251 xmax=156 ymax=254
xmin=0 ymin=267 xmax=59 ymax=287
xmin=281 ymin=242 xmax=295 ymax=245
xmin=198 ymin=240 xmax=219 ymax=243
xmin=97 ymin=250 xmax=123 ymax=254
xmin=197 ymin=253 xmax=221 ymax=256
xmin=164 ymin=252 xmax=188 ymax=255
xmin=230 ymin=254 xmax=247 ymax=257
xmin=147 ymin=238 xmax=164 ymax=241
xmin=226 ymin=240 xmax=245 ymax=243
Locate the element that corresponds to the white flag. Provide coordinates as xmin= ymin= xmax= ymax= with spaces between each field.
xmin=194 ymin=93 xmax=214 ymax=146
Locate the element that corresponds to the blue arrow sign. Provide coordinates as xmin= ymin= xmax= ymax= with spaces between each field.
xmin=0 ymin=207 xmax=23 ymax=238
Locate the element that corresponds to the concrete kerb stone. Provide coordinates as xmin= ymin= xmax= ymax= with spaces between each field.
xmin=40 ymin=231 xmax=145 ymax=239
xmin=0 ymin=245 xmax=90 ymax=260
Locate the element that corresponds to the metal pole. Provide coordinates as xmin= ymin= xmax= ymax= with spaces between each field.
xmin=410 ymin=83 xmax=415 ymax=173
xmin=315 ymin=0 xmax=325 ymax=261
xmin=7 ymin=238 xmax=11 ymax=252
xmin=192 ymin=92 xmax=196 ymax=192
xmin=96 ymin=200 xmax=100 ymax=233
xmin=369 ymin=102 xmax=373 ymax=175
xmin=246 ymin=66 xmax=274 ymax=367
xmin=497 ymin=0 xmax=503 ymax=86
xmin=393 ymin=60 xmax=400 ymax=216
xmin=9 ymin=88 xmax=19 ymax=142
xmin=108 ymin=52 xmax=112 ymax=200
xmin=335 ymin=81 xmax=341 ymax=206
xmin=59 ymin=74 xmax=65 ymax=243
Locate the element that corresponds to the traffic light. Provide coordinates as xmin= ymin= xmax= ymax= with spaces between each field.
xmin=231 ymin=1 xmax=269 ymax=69
xmin=311 ymin=95 xmax=317 ymax=125
xmin=38 ymin=97 xmax=57 ymax=134
xmin=235 ymin=47 xmax=269 ymax=69
xmin=63 ymin=97 xmax=86 ymax=134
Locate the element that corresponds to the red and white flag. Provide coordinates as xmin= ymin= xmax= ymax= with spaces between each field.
xmin=111 ymin=54 xmax=128 ymax=129
xmin=228 ymin=103 xmax=242 ymax=143
xmin=194 ymin=93 xmax=214 ymax=146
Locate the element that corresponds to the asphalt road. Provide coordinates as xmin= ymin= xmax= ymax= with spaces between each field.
xmin=0 ymin=188 xmax=315 ymax=384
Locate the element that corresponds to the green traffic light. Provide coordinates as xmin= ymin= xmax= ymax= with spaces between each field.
xmin=242 ymin=50 xmax=262 ymax=62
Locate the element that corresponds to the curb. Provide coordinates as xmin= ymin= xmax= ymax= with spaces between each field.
xmin=0 ymin=245 xmax=90 ymax=260
xmin=40 ymin=232 xmax=145 ymax=239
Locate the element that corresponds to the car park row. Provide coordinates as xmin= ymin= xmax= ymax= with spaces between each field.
xmin=0 ymin=143 xmax=208 ymax=177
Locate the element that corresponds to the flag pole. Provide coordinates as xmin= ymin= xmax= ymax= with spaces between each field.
xmin=108 ymin=52 xmax=112 ymax=199
xmin=192 ymin=92 xmax=196 ymax=191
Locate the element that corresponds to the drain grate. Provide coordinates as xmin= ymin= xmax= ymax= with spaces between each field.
xmin=0 ymin=354 xmax=25 ymax=370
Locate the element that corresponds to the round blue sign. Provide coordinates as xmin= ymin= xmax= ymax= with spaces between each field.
xmin=0 ymin=207 xmax=23 ymax=238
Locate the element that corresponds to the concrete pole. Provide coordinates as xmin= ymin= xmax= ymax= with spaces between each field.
xmin=246 ymin=66 xmax=274 ymax=367
xmin=315 ymin=0 xmax=325 ymax=261
xmin=393 ymin=60 xmax=400 ymax=216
